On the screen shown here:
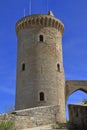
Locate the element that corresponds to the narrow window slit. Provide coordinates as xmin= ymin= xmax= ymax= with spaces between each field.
xmin=39 ymin=35 xmax=43 ymax=42
xmin=40 ymin=92 xmax=44 ymax=101
xmin=22 ymin=63 xmax=25 ymax=71
xmin=57 ymin=64 xmax=60 ymax=72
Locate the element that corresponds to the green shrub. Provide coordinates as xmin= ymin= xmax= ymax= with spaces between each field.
xmin=66 ymin=120 xmax=69 ymax=123
xmin=52 ymin=124 xmax=62 ymax=129
xmin=51 ymin=123 xmax=68 ymax=129
xmin=82 ymin=99 xmax=87 ymax=104
xmin=52 ymin=123 xmax=66 ymax=129
xmin=0 ymin=120 xmax=15 ymax=130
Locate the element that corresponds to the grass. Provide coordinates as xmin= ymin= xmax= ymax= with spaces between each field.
xmin=0 ymin=120 xmax=15 ymax=130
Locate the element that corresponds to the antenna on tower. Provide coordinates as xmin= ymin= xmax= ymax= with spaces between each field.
xmin=24 ymin=8 xmax=25 ymax=17
xmin=29 ymin=0 xmax=32 ymax=15
xmin=46 ymin=0 xmax=48 ymax=13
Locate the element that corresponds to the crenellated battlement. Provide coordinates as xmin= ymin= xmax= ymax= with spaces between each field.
xmin=16 ymin=12 xmax=64 ymax=35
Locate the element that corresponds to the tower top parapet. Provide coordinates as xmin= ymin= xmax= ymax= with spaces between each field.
xmin=16 ymin=11 xmax=64 ymax=35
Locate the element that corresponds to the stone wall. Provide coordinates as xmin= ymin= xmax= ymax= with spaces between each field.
xmin=0 ymin=105 xmax=59 ymax=130
xmin=16 ymin=25 xmax=64 ymax=109
xmin=68 ymin=104 xmax=87 ymax=128
xmin=65 ymin=80 xmax=87 ymax=101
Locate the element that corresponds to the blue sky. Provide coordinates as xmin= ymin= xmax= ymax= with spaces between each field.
xmin=0 ymin=0 xmax=87 ymax=119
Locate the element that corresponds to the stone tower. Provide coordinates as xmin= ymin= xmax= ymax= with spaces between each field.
xmin=15 ymin=11 xmax=66 ymax=122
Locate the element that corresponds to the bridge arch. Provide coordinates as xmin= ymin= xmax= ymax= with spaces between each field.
xmin=65 ymin=80 xmax=87 ymax=102
xmin=69 ymin=88 xmax=87 ymax=97
xmin=66 ymin=89 xmax=87 ymax=120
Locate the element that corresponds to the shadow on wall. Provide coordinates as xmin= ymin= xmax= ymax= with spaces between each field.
xmin=66 ymin=90 xmax=87 ymax=120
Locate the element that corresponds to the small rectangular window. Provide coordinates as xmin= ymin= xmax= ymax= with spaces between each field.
xmin=57 ymin=64 xmax=60 ymax=72
xmin=22 ymin=63 xmax=25 ymax=71
xmin=39 ymin=35 xmax=43 ymax=42
xmin=40 ymin=92 xmax=44 ymax=101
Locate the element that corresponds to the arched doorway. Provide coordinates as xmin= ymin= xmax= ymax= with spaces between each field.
xmin=66 ymin=90 xmax=87 ymax=120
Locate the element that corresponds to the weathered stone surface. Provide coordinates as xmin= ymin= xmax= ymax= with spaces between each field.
xmin=0 ymin=105 xmax=59 ymax=129
xmin=15 ymin=12 xmax=66 ymax=123
xmin=68 ymin=104 xmax=87 ymax=129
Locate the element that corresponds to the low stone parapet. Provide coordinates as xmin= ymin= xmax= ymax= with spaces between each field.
xmin=0 ymin=105 xmax=59 ymax=129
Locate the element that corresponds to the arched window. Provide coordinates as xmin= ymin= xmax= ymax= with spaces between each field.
xmin=39 ymin=35 xmax=44 ymax=42
xmin=57 ymin=64 xmax=60 ymax=72
xmin=39 ymin=92 xmax=44 ymax=101
xmin=22 ymin=63 xmax=25 ymax=71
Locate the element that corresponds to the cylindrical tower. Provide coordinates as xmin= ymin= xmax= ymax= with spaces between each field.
xmin=15 ymin=11 xmax=66 ymax=122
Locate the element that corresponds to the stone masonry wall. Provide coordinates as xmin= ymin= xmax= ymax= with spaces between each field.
xmin=68 ymin=104 xmax=87 ymax=128
xmin=15 ymin=14 xmax=66 ymax=123
xmin=0 ymin=105 xmax=59 ymax=130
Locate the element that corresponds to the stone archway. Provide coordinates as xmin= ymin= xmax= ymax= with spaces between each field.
xmin=68 ymin=91 xmax=87 ymax=128
xmin=65 ymin=80 xmax=87 ymax=120
xmin=65 ymin=80 xmax=87 ymax=102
